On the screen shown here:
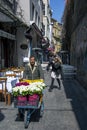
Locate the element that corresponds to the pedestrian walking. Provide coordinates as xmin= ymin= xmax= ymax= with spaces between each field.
xmin=47 ymin=56 xmax=62 ymax=92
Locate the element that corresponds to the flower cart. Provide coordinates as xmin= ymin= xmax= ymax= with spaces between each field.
xmin=13 ymin=79 xmax=46 ymax=128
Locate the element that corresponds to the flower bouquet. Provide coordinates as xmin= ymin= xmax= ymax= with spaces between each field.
xmin=12 ymin=82 xmax=30 ymax=96
xmin=12 ymin=82 xmax=30 ymax=105
xmin=12 ymin=81 xmax=46 ymax=96
xmin=12 ymin=80 xmax=46 ymax=106
xmin=28 ymin=82 xmax=46 ymax=95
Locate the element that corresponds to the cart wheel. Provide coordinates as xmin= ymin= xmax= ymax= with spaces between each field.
xmin=40 ymin=101 xmax=44 ymax=117
xmin=24 ymin=111 xmax=29 ymax=128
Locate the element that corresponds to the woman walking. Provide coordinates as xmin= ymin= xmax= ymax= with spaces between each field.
xmin=47 ymin=56 xmax=62 ymax=92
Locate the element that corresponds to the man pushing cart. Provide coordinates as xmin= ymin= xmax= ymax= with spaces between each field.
xmin=13 ymin=55 xmax=45 ymax=128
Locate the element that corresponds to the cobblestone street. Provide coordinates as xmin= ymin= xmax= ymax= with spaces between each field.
xmin=0 ymin=71 xmax=87 ymax=130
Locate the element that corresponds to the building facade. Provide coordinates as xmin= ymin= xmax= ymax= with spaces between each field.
xmin=24 ymin=0 xmax=44 ymax=63
xmin=42 ymin=0 xmax=51 ymax=39
xmin=51 ymin=18 xmax=62 ymax=54
xmin=42 ymin=0 xmax=52 ymax=61
xmin=16 ymin=0 xmax=44 ymax=65
xmin=0 ymin=0 xmax=28 ymax=68
xmin=0 ymin=0 xmax=52 ymax=68
xmin=62 ymin=0 xmax=87 ymax=88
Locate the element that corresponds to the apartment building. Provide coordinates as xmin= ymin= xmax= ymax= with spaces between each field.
xmin=42 ymin=0 xmax=52 ymax=61
xmin=51 ymin=18 xmax=62 ymax=53
xmin=24 ymin=0 xmax=43 ymax=63
xmin=24 ymin=0 xmax=52 ymax=62
xmin=0 ymin=0 xmax=20 ymax=68
xmin=0 ymin=0 xmax=29 ymax=68
xmin=0 ymin=0 xmax=45 ymax=68
xmin=42 ymin=0 xmax=52 ymax=39
xmin=0 ymin=0 xmax=52 ymax=67
xmin=62 ymin=0 xmax=87 ymax=88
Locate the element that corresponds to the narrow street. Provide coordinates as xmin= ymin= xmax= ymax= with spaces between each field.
xmin=0 ymin=1 xmax=87 ymax=130
xmin=0 ymin=71 xmax=87 ymax=130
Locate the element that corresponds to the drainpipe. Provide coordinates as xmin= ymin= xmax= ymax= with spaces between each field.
xmin=28 ymin=38 xmax=32 ymax=58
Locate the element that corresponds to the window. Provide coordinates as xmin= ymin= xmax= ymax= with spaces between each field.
xmin=32 ymin=3 xmax=34 ymax=21
xmin=35 ymin=11 xmax=38 ymax=24
xmin=42 ymin=4 xmax=45 ymax=15
xmin=38 ymin=17 xmax=40 ymax=27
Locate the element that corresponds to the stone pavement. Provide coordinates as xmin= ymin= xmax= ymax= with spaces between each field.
xmin=0 ymin=71 xmax=87 ymax=130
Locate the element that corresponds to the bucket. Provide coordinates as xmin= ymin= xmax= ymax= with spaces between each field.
xmin=17 ymin=95 xmax=27 ymax=106
xmin=28 ymin=94 xmax=39 ymax=106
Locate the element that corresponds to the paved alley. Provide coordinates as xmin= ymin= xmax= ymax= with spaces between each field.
xmin=0 ymin=71 xmax=87 ymax=130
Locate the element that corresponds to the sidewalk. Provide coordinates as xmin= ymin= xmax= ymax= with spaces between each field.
xmin=0 ymin=71 xmax=87 ymax=130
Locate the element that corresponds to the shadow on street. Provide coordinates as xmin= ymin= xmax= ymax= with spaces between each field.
xmin=0 ymin=109 xmax=5 ymax=121
xmin=63 ymin=79 xmax=87 ymax=130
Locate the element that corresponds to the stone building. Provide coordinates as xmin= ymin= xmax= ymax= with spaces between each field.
xmin=41 ymin=0 xmax=52 ymax=61
xmin=18 ymin=0 xmax=43 ymax=64
xmin=0 ymin=0 xmax=52 ymax=68
xmin=0 ymin=0 xmax=29 ymax=68
xmin=0 ymin=0 xmax=45 ymax=68
xmin=62 ymin=0 xmax=87 ymax=88
xmin=51 ymin=18 xmax=62 ymax=54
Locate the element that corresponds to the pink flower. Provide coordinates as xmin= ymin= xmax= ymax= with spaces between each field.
xmin=16 ymin=82 xmax=29 ymax=86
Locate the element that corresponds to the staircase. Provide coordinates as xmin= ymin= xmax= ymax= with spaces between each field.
xmin=62 ymin=64 xmax=77 ymax=79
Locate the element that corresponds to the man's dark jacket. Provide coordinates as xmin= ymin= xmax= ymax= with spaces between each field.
xmin=23 ymin=62 xmax=44 ymax=80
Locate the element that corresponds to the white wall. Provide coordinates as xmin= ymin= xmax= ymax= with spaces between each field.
xmin=30 ymin=0 xmax=41 ymax=28
xmin=17 ymin=0 xmax=30 ymax=25
xmin=43 ymin=0 xmax=51 ymax=39
xmin=16 ymin=0 xmax=44 ymax=66
xmin=16 ymin=27 xmax=29 ymax=66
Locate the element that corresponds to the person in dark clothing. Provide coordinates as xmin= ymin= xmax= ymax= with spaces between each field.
xmin=47 ymin=56 xmax=62 ymax=92
xmin=23 ymin=55 xmax=44 ymax=80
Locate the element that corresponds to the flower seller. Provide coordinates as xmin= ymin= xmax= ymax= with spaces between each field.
xmin=17 ymin=55 xmax=44 ymax=118
xmin=23 ymin=55 xmax=44 ymax=80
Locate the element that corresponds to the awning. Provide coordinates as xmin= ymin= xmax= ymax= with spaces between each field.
xmin=24 ymin=23 xmax=42 ymax=39
xmin=0 ymin=29 xmax=16 ymax=40
xmin=32 ymin=23 xmax=42 ymax=37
